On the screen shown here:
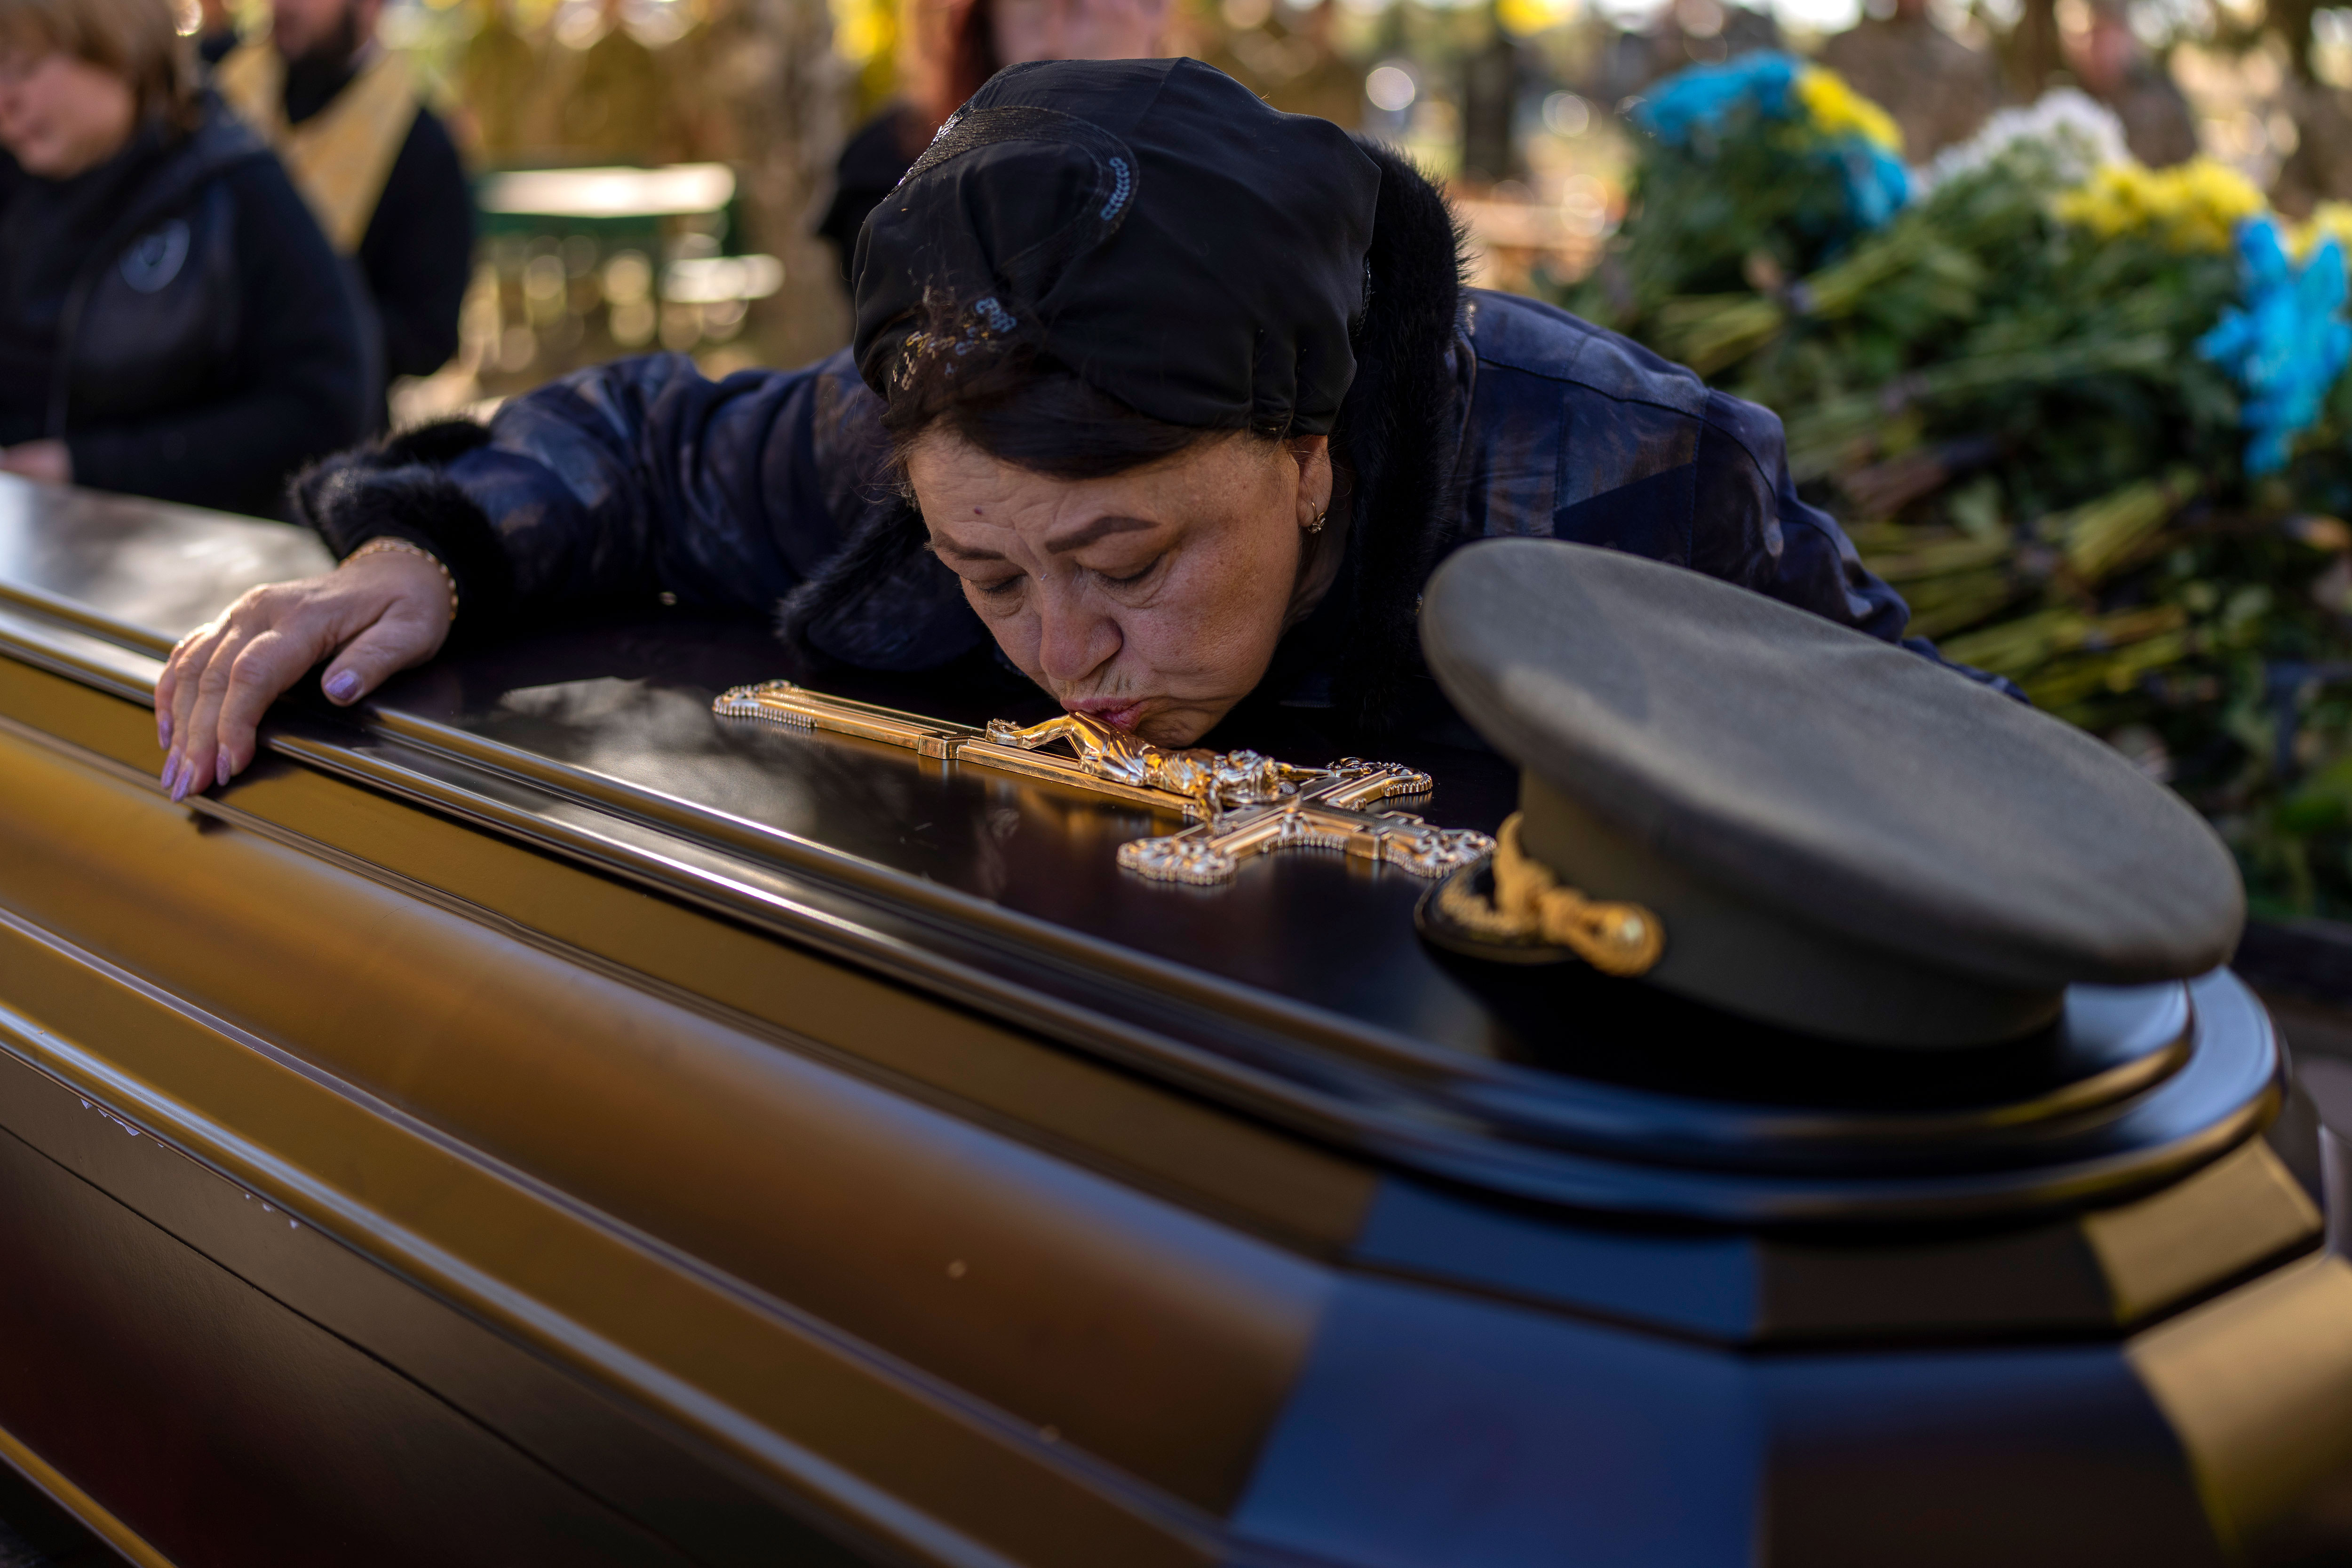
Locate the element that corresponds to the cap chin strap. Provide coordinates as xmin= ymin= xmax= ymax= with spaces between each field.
xmin=1457 ymin=813 xmax=1666 ymax=977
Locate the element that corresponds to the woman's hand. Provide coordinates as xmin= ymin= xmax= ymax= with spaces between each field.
xmin=155 ymin=549 xmax=455 ymax=801
xmin=0 ymin=441 xmax=71 ymax=484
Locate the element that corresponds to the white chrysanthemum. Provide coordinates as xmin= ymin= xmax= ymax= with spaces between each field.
xmin=1915 ymin=89 xmax=2132 ymax=194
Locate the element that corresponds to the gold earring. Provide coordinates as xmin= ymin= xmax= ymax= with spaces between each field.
xmin=1304 ymin=506 xmax=1328 ymax=535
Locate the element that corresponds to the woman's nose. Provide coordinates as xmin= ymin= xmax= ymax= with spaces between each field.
xmin=1033 ymin=587 xmax=1119 ymax=684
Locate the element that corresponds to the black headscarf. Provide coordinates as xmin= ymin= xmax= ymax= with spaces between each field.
xmin=850 ymin=57 xmax=1382 ymax=437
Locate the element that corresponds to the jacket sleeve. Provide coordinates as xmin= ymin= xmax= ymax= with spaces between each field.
xmin=294 ymin=350 xmax=870 ymax=631
xmin=1692 ymin=388 xmax=2026 ymax=701
xmin=67 ymin=158 xmax=372 ymax=519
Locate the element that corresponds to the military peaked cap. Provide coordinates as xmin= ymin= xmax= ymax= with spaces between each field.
xmin=1417 ymin=539 xmax=2246 ymax=1047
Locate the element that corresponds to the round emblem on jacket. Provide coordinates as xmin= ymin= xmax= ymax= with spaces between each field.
xmin=119 ymin=220 xmax=191 ymax=294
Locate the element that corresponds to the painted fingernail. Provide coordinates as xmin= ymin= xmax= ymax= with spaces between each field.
xmin=168 ymin=759 xmax=189 ymax=803
xmin=325 ymin=669 xmax=360 ymax=703
xmin=158 ymin=713 xmax=172 ymax=749
xmin=217 ymin=746 xmax=234 ymax=785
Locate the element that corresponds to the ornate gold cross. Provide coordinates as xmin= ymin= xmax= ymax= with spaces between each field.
xmin=712 ymin=680 xmax=1495 ymax=886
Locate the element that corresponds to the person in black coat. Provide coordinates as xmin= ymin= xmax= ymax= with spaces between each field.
xmin=0 ymin=0 xmax=371 ymax=516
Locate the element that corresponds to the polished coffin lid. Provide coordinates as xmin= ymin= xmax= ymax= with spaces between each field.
xmin=0 ymin=477 xmax=2285 ymax=1226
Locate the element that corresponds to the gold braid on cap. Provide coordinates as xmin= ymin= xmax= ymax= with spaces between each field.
xmin=1440 ymin=813 xmax=1665 ymax=976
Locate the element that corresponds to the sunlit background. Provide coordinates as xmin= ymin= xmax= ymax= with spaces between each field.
xmin=175 ymin=0 xmax=2350 ymax=421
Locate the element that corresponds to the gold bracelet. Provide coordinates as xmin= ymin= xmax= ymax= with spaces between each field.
xmin=344 ymin=536 xmax=460 ymax=617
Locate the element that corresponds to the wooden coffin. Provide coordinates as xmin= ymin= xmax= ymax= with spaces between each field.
xmin=0 ymin=475 xmax=2348 ymax=1567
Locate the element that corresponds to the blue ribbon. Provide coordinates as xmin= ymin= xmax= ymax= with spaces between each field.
xmin=2197 ymin=217 xmax=2352 ymax=476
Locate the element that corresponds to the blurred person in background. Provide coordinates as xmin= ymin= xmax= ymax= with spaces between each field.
xmin=216 ymin=0 xmax=472 ymax=416
xmin=2065 ymin=0 xmax=2193 ymax=166
xmin=191 ymin=0 xmax=235 ymax=64
xmin=0 ymin=0 xmax=370 ymax=515
xmin=1818 ymin=0 xmax=1997 ymax=160
xmin=816 ymin=0 xmax=1171 ymax=273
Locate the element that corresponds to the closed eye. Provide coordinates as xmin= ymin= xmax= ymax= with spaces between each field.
xmin=1099 ymin=557 xmax=1161 ymax=589
xmin=974 ymin=575 xmax=1025 ymax=597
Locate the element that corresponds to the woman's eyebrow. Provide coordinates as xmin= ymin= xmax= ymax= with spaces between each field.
xmin=927 ymin=534 xmax=1004 ymax=563
xmin=1044 ymin=515 xmax=1156 ymax=553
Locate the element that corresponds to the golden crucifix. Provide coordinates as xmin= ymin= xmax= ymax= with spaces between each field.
xmin=712 ymin=679 xmax=1496 ymax=887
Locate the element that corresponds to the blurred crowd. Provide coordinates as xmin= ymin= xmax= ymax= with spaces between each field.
xmin=4 ymin=0 xmax=2352 ymax=521
xmin=0 ymin=0 xmax=470 ymax=515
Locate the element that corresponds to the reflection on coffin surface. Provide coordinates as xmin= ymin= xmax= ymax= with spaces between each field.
xmin=1 ymin=473 xmax=2349 ymax=1568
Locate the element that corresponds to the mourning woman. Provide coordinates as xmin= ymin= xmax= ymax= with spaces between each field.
xmin=155 ymin=59 xmax=1983 ymax=799
xmin=0 ymin=0 xmax=369 ymax=515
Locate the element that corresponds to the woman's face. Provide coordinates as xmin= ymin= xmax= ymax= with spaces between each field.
xmin=0 ymin=49 xmax=135 ymax=178
xmin=911 ymin=429 xmax=1332 ymax=747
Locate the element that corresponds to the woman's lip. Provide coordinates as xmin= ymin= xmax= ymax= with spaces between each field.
xmin=1065 ymin=698 xmax=1147 ymax=729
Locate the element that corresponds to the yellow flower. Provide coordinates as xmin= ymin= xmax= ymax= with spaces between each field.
xmin=2053 ymin=158 xmax=2265 ymax=252
xmin=2295 ymin=202 xmax=2352 ymax=261
xmin=1497 ymin=0 xmax=1577 ymax=35
xmin=830 ymin=0 xmax=894 ymax=66
xmin=1796 ymin=65 xmax=1903 ymax=154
